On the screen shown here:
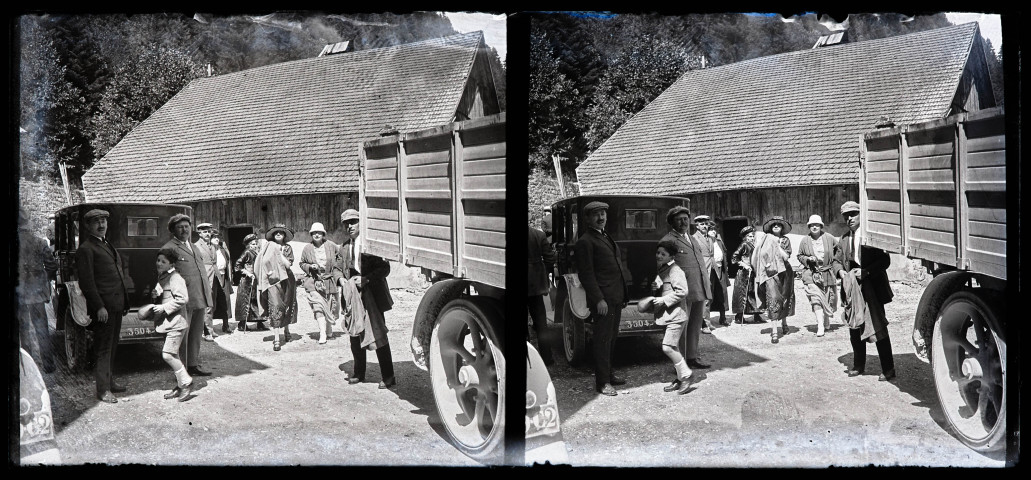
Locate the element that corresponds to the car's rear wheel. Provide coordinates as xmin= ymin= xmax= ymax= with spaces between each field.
xmin=931 ymin=290 xmax=1006 ymax=452
xmin=63 ymin=310 xmax=90 ymax=372
xmin=561 ymin=298 xmax=587 ymax=366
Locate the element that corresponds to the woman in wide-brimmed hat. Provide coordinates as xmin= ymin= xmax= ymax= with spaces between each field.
xmin=233 ymin=233 xmax=267 ymax=332
xmin=730 ymin=225 xmax=763 ymax=324
xmin=751 ymin=215 xmax=796 ymax=343
xmin=255 ymin=224 xmax=298 ymax=351
xmin=797 ymin=214 xmax=839 ymax=337
xmin=299 ymin=222 xmax=345 ymax=345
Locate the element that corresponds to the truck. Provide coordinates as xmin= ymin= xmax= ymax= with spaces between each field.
xmin=358 ymin=112 xmax=565 ymax=464
xmin=859 ymin=106 xmax=1008 ymax=452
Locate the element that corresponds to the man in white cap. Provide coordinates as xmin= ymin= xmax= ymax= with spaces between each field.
xmin=338 ymin=209 xmax=396 ymax=388
xmin=75 ymin=208 xmax=129 ymax=402
xmin=195 ymin=222 xmax=218 ymax=340
xmin=831 ymin=201 xmax=895 ymax=381
xmin=574 ymin=200 xmax=628 ymax=396
xmin=797 ymin=214 xmax=838 ymax=337
xmin=691 ymin=214 xmax=717 ymax=332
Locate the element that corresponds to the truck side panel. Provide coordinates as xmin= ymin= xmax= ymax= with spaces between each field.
xmin=860 ymin=107 xmax=1005 ymax=280
xmin=359 ymin=113 xmax=506 ymax=288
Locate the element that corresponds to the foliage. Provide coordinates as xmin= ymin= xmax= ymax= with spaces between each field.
xmin=528 ymin=24 xmax=583 ymax=170
xmin=528 ymin=164 xmax=579 ymax=229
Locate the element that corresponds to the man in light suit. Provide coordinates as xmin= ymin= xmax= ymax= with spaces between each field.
xmin=574 ymin=201 xmax=628 ymax=396
xmin=195 ymin=222 xmax=218 ymax=340
xmin=692 ymin=215 xmax=717 ymax=333
xmin=660 ymin=206 xmax=712 ymax=381
xmin=706 ymin=220 xmax=731 ymax=326
xmin=75 ymin=209 xmax=128 ymax=402
xmin=162 ymin=214 xmax=213 ymax=377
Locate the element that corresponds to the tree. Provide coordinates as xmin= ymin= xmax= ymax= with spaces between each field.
xmin=983 ymin=38 xmax=1004 ymax=106
xmin=88 ymin=45 xmax=202 ymax=159
xmin=528 ymin=25 xmax=583 ymax=168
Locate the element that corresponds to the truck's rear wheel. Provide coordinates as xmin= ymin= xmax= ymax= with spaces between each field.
xmin=560 ymin=298 xmax=587 ymax=366
xmin=429 ymin=297 xmax=504 ymax=463
xmin=63 ymin=310 xmax=90 ymax=372
xmin=931 ymin=291 xmax=1006 ymax=452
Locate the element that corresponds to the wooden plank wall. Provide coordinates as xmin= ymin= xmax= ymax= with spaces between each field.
xmin=678 ymin=184 xmax=860 ymax=240
xmin=863 ymin=132 xmax=904 ymax=253
xmin=903 ymin=122 xmax=958 ymax=266
xmin=403 ymin=133 xmax=455 ymax=274
xmin=189 ymin=191 xmax=357 ymax=245
xmin=362 ymin=142 xmax=403 ymax=262
xmin=961 ymin=110 xmax=1006 ymax=279
xmin=459 ymin=118 xmax=506 ymax=288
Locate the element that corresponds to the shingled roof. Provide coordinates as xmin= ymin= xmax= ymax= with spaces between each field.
xmin=83 ymin=32 xmax=488 ymax=203
xmin=577 ymin=23 xmax=984 ymax=195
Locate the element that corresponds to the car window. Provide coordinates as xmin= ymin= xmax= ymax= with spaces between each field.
xmin=625 ymin=209 xmax=657 ymax=230
xmin=571 ymin=212 xmax=578 ymax=239
xmin=127 ymin=217 xmax=159 ymax=237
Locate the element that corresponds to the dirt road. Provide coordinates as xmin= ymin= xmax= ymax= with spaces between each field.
xmin=42 ymin=284 xmax=480 ymax=466
xmin=539 ymin=280 xmax=1007 ymax=467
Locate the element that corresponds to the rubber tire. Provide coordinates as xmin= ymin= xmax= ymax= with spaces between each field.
xmin=913 ymin=271 xmax=970 ymax=356
xmin=63 ymin=309 xmax=90 ymax=372
xmin=561 ymin=298 xmax=587 ymax=366
xmin=930 ymin=290 xmax=1006 ymax=452
xmin=429 ymin=297 xmax=505 ymax=463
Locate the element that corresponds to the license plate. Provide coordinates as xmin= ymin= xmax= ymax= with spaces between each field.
xmin=526 ymin=401 xmax=561 ymax=439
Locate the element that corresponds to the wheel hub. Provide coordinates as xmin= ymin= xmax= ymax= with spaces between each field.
xmin=960 ymin=357 xmax=982 ymax=380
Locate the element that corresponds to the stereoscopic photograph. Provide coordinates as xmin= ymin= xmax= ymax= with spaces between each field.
xmin=12 ymin=8 xmax=1017 ymax=469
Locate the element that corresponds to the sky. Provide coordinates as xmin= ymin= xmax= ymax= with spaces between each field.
xmin=443 ymin=11 xmax=507 ymax=60
xmin=944 ymin=12 xmax=1002 ymax=48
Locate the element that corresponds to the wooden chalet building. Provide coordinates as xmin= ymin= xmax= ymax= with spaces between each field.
xmin=575 ymin=23 xmax=996 ymax=262
xmin=81 ymin=32 xmax=500 ymax=262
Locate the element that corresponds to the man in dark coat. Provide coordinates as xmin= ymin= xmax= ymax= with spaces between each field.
xmin=661 ymin=206 xmax=713 ymax=372
xmin=830 ymin=201 xmax=896 ymax=381
xmin=528 ymin=222 xmax=557 ymax=365
xmin=162 ymin=214 xmax=213 ymax=377
xmin=339 ymin=209 xmax=396 ymax=389
xmin=574 ymin=201 xmax=628 ymax=396
xmin=18 ymin=207 xmax=59 ymax=373
xmin=75 ymin=209 xmax=128 ymax=402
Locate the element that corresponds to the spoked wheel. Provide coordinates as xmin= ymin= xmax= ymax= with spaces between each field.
xmin=561 ymin=298 xmax=587 ymax=366
xmin=429 ymin=297 xmax=505 ymax=463
xmin=64 ymin=310 xmax=91 ymax=372
xmin=931 ymin=291 xmax=1006 ymax=452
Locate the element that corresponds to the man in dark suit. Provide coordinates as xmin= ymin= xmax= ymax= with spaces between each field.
xmin=75 ymin=209 xmax=128 ymax=403
xmin=830 ymin=201 xmax=896 ymax=381
xmin=162 ymin=214 xmax=213 ymax=378
xmin=692 ymin=215 xmax=718 ymax=332
xmin=574 ymin=201 xmax=628 ymax=396
xmin=661 ymin=206 xmax=713 ymax=379
xmin=528 ymin=221 xmax=557 ymax=365
xmin=339 ymin=209 xmax=396 ymax=389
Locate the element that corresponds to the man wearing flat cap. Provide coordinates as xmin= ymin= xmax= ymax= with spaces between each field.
xmin=830 ymin=201 xmax=896 ymax=382
xmin=661 ymin=206 xmax=713 ymax=376
xmin=337 ymin=209 xmax=397 ymax=389
xmin=162 ymin=214 xmax=214 ymax=378
xmin=574 ymin=201 xmax=629 ymax=396
xmin=75 ymin=208 xmax=129 ymax=402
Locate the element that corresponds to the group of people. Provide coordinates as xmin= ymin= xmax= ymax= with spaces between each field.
xmin=61 ymin=207 xmax=397 ymax=404
xmin=534 ymin=199 xmax=895 ymax=397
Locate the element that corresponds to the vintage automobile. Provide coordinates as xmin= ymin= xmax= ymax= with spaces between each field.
xmin=549 ymin=194 xmax=691 ymax=365
xmin=53 ymin=202 xmax=193 ymax=370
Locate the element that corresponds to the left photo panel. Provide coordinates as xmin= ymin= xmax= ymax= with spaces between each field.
xmin=13 ymin=11 xmax=551 ymax=467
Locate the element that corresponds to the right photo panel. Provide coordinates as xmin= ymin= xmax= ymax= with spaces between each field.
xmin=523 ymin=11 xmax=1011 ymax=467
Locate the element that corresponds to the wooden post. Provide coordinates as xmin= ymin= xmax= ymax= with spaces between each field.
xmin=58 ymin=161 xmax=72 ymax=205
xmin=552 ymin=154 xmax=565 ymax=198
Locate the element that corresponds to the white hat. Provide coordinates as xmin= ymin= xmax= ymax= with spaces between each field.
xmin=309 ymin=222 xmax=327 ymax=234
xmin=196 ymin=222 xmax=213 ymax=230
xmin=807 ymin=215 xmax=824 ymax=227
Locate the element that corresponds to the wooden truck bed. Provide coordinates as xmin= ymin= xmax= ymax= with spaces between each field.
xmin=860 ymin=107 xmax=1005 ymax=280
xmin=359 ymin=113 xmax=506 ymax=288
